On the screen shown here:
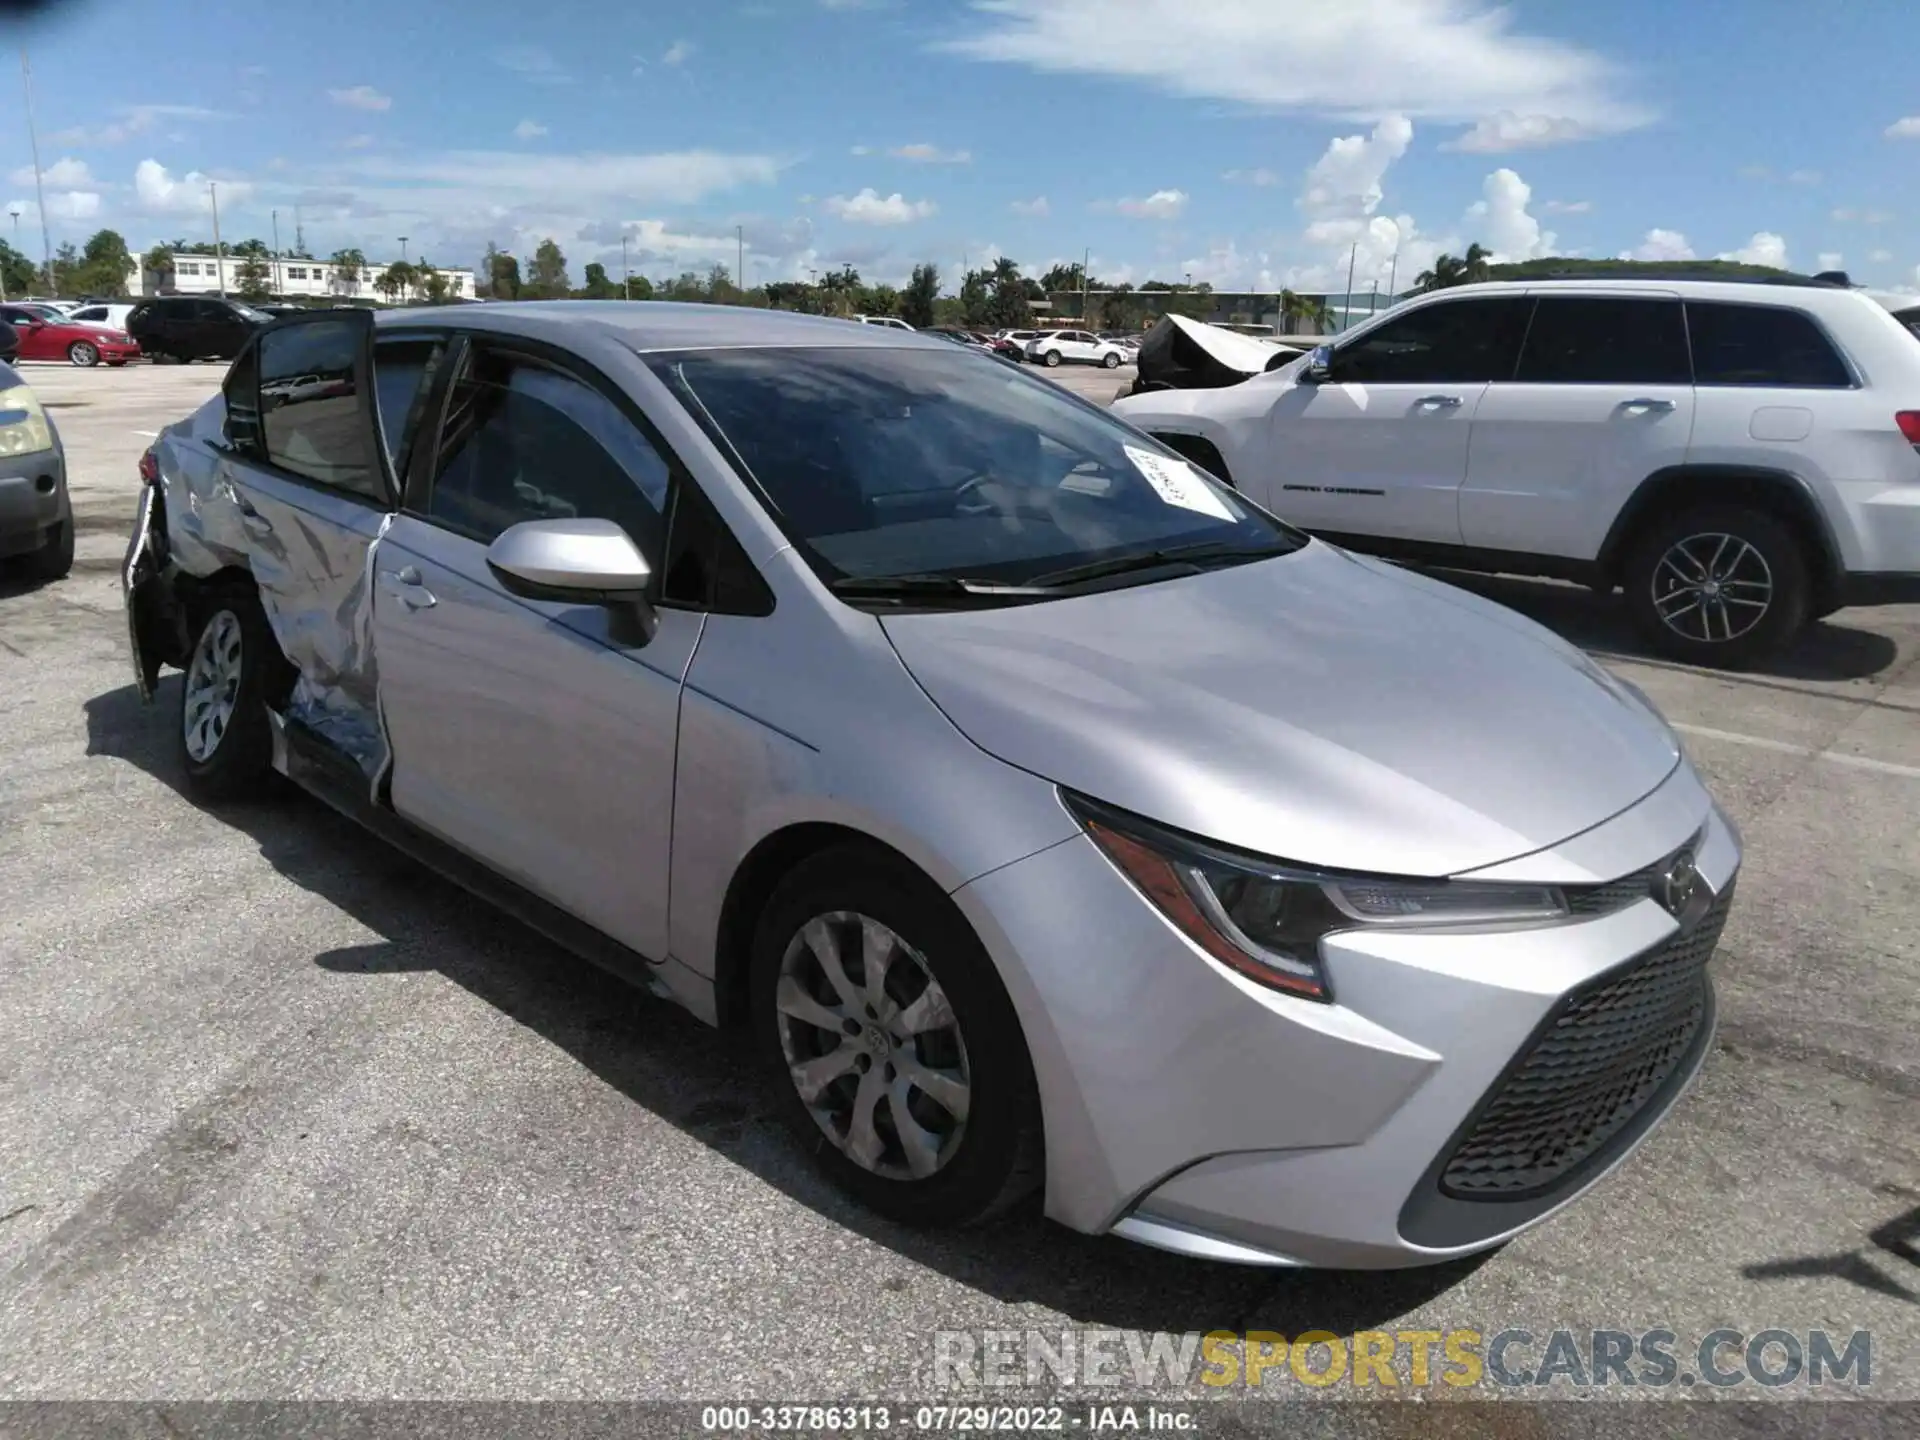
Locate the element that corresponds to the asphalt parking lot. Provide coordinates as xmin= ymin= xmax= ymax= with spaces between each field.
xmin=2 ymin=358 xmax=1917 ymax=1409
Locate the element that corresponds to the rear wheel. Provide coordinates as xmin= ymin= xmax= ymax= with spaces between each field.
xmin=68 ymin=341 xmax=99 ymax=367
xmin=178 ymin=589 xmax=291 ymax=801
xmin=752 ymin=844 xmax=1043 ymax=1228
xmin=1043 ymin=350 xmax=1062 ymax=368
xmin=1623 ymin=505 xmax=1810 ymax=669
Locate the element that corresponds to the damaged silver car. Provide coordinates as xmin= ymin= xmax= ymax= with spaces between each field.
xmin=122 ymin=303 xmax=1738 ymax=1266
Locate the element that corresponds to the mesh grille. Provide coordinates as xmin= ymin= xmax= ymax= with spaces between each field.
xmin=1440 ymin=887 xmax=1732 ymax=1199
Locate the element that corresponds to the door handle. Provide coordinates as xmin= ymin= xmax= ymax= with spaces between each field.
xmin=1621 ymin=397 xmax=1677 ymax=413
xmin=1414 ymin=394 xmax=1464 ymax=409
xmin=378 ymin=566 xmax=437 ymax=610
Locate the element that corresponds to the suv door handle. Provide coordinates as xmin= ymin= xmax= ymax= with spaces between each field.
xmin=1621 ymin=397 xmax=1677 ymax=413
xmin=378 ymin=566 xmax=437 ymax=610
xmin=1414 ymin=394 xmax=1464 ymax=409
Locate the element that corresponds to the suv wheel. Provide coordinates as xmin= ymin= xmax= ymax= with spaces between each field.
xmin=1102 ymin=351 xmax=1121 ymax=369
xmin=1624 ymin=505 xmax=1810 ymax=669
xmin=179 ymin=588 xmax=290 ymax=800
xmin=1043 ymin=350 xmax=1062 ymax=368
xmin=751 ymin=844 xmax=1043 ymax=1228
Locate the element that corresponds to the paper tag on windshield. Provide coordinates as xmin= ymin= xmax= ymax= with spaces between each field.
xmin=1125 ymin=445 xmax=1235 ymax=521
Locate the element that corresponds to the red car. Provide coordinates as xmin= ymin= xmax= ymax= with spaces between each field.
xmin=0 ymin=303 xmax=142 ymax=366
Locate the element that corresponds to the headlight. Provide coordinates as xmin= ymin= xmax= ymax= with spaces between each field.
xmin=1065 ymin=792 xmax=1567 ymax=1004
xmin=0 ymin=384 xmax=53 ymax=457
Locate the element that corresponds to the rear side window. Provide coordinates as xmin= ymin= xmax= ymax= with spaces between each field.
xmin=371 ymin=337 xmax=445 ymax=471
xmin=1686 ymin=303 xmax=1852 ymax=387
xmin=1334 ymin=298 xmax=1533 ymax=384
xmin=1515 ymin=297 xmax=1691 ymax=385
xmin=257 ymin=318 xmax=384 ymax=500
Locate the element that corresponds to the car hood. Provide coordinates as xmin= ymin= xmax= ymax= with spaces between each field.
xmin=880 ymin=542 xmax=1680 ymax=877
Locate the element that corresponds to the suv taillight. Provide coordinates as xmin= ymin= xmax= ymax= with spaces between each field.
xmin=138 ymin=448 xmax=158 ymax=486
xmin=1898 ymin=412 xmax=1920 ymax=447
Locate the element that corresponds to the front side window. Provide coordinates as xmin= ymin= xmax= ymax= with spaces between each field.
xmin=1333 ymin=298 xmax=1533 ymax=384
xmin=648 ymin=345 xmax=1304 ymax=598
xmin=1686 ymin=302 xmax=1852 ymax=387
xmin=257 ymin=318 xmax=383 ymax=499
xmin=422 ymin=347 xmax=669 ymax=555
xmin=1514 ymin=297 xmax=1691 ymax=385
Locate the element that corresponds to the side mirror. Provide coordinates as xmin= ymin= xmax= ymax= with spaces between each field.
xmin=1302 ymin=345 xmax=1334 ymax=383
xmin=486 ymin=518 xmax=656 ymax=627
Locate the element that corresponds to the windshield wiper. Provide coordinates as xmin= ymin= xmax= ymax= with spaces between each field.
xmin=1027 ymin=540 xmax=1291 ymax=589
xmin=828 ymin=573 xmax=1054 ymax=603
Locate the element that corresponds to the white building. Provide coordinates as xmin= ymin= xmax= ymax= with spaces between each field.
xmin=128 ymin=254 xmax=473 ymax=302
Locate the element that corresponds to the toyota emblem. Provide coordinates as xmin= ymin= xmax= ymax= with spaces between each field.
xmin=1654 ymin=853 xmax=1713 ymax=928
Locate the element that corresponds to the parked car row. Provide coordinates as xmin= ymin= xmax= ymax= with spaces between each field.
xmin=1115 ymin=275 xmax=1920 ymax=667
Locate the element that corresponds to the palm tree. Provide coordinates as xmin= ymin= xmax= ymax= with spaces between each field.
xmin=1462 ymin=243 xmax=1493 ymax=284
xmin=142 ymin=244 xmax=175 ymax=294
xmin=330 ymin=248 xmax=367 ymax=297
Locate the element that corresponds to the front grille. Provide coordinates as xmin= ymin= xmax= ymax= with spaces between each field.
xmin=1440 ymin=887 xmax=1732 ymax=1199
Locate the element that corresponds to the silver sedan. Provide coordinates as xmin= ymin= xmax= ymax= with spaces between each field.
xmin=123 ymin=302 xmax=1739 ymax=1267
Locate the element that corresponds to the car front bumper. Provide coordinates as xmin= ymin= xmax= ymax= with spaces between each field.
xmin=951 ymin=759 xmax=1739 ymax=1269
xmin=0 ymin=446 xmax=67 ymax=558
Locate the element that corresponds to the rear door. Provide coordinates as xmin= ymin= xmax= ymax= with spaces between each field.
xmin=0 ymin=307 xmax=51 ymax=360
xmin=1461 ymin=293 xmax=1695 ymax=558
xmin=1264 ymin=295 xmax=1532 ymax=541
xmin=370 ymin=336 xmax=701 ymax=961
xmin=216 ymin=310 xmax=441 ymax=776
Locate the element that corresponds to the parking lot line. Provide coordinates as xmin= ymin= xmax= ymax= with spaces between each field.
xmin=1672 ymin=720 xmax=1920 ymax=780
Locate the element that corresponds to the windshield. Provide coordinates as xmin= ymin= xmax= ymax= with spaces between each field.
xmin=233 ymin=304 xmax=272 ymax=322
xmin=647 ymin=345 xmax=1305 ymax=596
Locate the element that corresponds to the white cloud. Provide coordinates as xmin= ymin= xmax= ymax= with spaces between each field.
xmin=1869 ymin=249 xmax=1893 ymax=263
xmin=341 ymin=134 xmax=376 ymax=149
xmin=1112 ymin=189 xmax=1189 ymax=220
xmin=8 ymin=156 xmax=93 ymax=188
xmin=1542 ymin=198 xmax=1591 ymax=214
xmin=495 ymin=46 xmax=574 ymax=84
xmin=11 ymin=191 xmax=104 ymax=222
xmin=1010 ymin=196 xmax=1050 ymax=217
xmin=1222 ymin=167 xmax=1281 ymax=186
xmin=1300 ymin=114 xmax=1413 ymax=223
xmin=328 ymin=85 xmax=392 ymax=112
xmin=1443 ymin=112 xmax=1599 ymax=153
xmin=1885 ymin=116 xmax=1920 ymax=138
xmin=662 ymin=40 xmax=695 ymax=66
xmin=1787 ymin=169 xmax=1821 ymax=185
xmin=1817 ymin=252 xmax=1844 ymax=272
xmin=1717 ymin=232 xmax=1788 ymax=268
xmin=1619 ymin=228 xmax=1694 ymax=262
xmin=343 ymin=149 xmax=780 ymax=207
xmin=942 ymin=0 xmax=1648 ymax=140
xmin=134 ymin=158 xmax=251 ymax=215
xmin=49 ymin=104 xmax=228 ymax=147
xmin=1831 ymin=207 xmax=1893 ymax=225
xmin=823 ymin=188 xmax=936 ymax=224
xmin=889 ymin=143 xmax=972 ymax=163
xmin=1464 ymin=167 xmax=1554 ymax=262
xmin=513 ymin=119 xmax=548 ymax=140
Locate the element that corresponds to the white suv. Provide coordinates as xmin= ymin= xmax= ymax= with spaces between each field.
xmin=1114 ymin=278 xmax=1920 ymax=667
xmin=1026 ymin=329 xmax=1130 ymax=370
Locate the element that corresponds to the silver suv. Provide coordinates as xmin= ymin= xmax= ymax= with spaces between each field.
xmin=124 ymin=303 xmax=1739 ymax=1267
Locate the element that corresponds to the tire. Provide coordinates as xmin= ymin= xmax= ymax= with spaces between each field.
xmin=21 ymin=515 xmax=73 ymax=581
xmin=1623 ymin=505 xmax=1810 ymax=669
xmin=178 ymin=588 xmax=291 ymax=801
xmin=68 ymin=341 xmax=99 ymax=367
xmin=1102 ymin=351 xmax=1121 ymax=369
xmin=1043 ymin=350 xmax=1062 ymax=368
xmin=751 ymin=843 xmax=1043 ymax=1228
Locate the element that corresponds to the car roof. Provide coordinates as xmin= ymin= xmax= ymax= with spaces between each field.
xmin=373 ymin=300 xmax=957 ymax=354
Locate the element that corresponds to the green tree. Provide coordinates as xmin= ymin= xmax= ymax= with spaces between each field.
xmin=69 ymin=229 xmax=135 ymax=296
xmin=139 ymin=244 xmax=175 ymax=294
xmin=1414 ymin=246 xmax=1492 ymax=294
xmin=762 ymin=280 xmax=811 ymax=311
xmin=417 ymin=260 xmax=452 ymax=304
xmin=375 ymin=261 xmax=414 ymax=303
xmin=231 ymin=238 xmax=270 ymax=258
xmin=1038 ymin=262 xmax=1083 ymax=294
xmin=524 ymin=238 xmax=570 ymax=298
xmin=958 ymin=268 xmax=991 ymax=328
xmin=0 ymin=239 xmax=36 ymax=297
xmin=235 ymin=256 xmax=273 ymax=300
xmin=484 ymin=246 xmax=522 ymax=300
xmin=628 ymin=275 xmax=654 ymax=301
xmin=578 ymin=261 xmax=618 ymax=299
xmin=330 ymin=248 xmax=368 ymax=297
xmin=706 ymin=264 xmax=741 ymax=305
xmin=901 ymin=263 xmax=939 ymax=328
xmin=859 ymin=283 xmax=901 ymax=318
xmin=50 ymin=241 xmax=79 ymax=294
xmin=985 ymin=257 xmax=1031 ymax=328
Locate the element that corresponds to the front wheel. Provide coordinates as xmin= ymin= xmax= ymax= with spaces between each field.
xmin=21 ymin=515 xmax=73 ymax=581
xmin=178 ymin=589 xmax=291 ymax=801
xmin=68 ymin=341 xmax=99 ymax=367
xmin=1102 ymin=351 xmax=1121 ymax=369
xmin=752 ymin=844 xmax=1043 ymax=1228
xmin=1623 ymin=505 xmax=1810 ymax=669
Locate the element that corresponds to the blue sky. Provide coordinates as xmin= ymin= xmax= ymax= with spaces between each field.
xmin=1 ymin=0 xmax=1916 ymax=296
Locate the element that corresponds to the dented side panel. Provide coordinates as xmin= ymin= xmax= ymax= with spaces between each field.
xmin=132 ymin=393 xmax=394 ymax=781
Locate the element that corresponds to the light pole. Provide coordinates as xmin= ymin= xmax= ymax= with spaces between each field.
xmin=1341 ymin=242 xmax=1357 ymax=335
xmin=736 ymin=224 xmax=744 ymax=294
xmin=398 ymin=235 xmax=409 ymax=264
xmin=1387 ymin=248 xmax=1400 ymax=304
xmin=20 ymin=49 xmax=55 ymax=297
xmin=209 ymin=181 xmax=226 ymax=298
xmin=270 ymin=209 xmax=281 ymax=297
xmin=621 ymin=234 xmax=631 ymax=300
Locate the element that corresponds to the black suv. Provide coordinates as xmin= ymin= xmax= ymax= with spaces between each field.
xmin=126 ymin=295 xmax=272 ymax=363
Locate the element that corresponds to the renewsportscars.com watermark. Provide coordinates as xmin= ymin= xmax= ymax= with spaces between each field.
xmin=932 ymin=1327 xmax=1873 ymax=1391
